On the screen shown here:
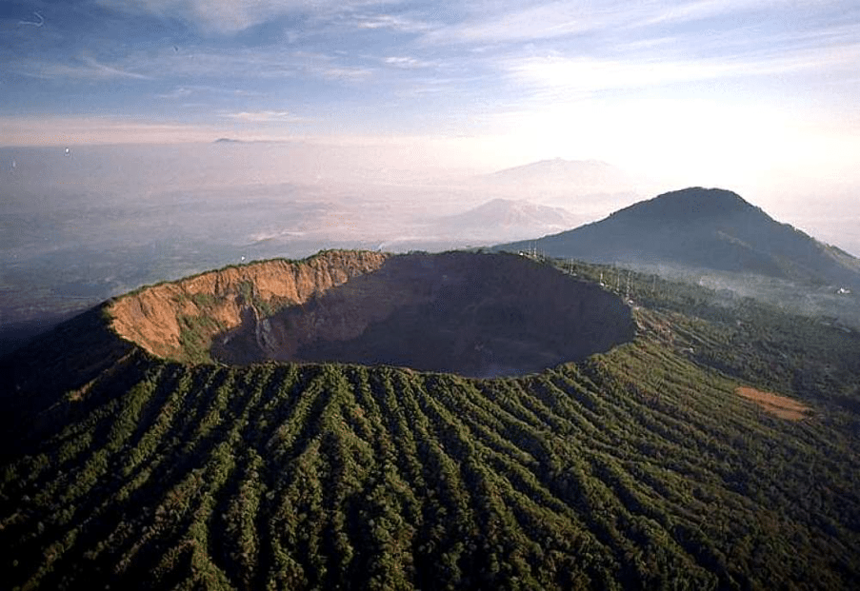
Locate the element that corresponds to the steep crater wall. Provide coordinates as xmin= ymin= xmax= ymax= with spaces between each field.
xmin=108 ymin=250 xmax=389 ymax=361
xmin=109 ymin=251 xmax=635 ymax=377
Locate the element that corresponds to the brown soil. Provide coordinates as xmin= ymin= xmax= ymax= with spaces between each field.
xmin=108 ymin=251 xmax=389 ymax=359
xmin=735 ymin=386 xmax=811 ymax=421
xmin=109 ymin=250 xmax=635 ymax=377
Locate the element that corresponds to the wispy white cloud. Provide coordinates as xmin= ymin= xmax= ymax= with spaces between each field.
xmin=95 ymin=0 xmax=313 ymax=33
xmin=156 ymin=86 xmax=195 ymax=99
xmin=271 ymin=50 xmax=375 ymax=81
xmin=221 ymin=110 xmax=304 ymax=123
xmin=634 ymin=0 xmax=851 ymax=30
xmin=17 ymin=11 xmax=45 ymax=27
xmin=425 ymin=1 xmax=614 ymax=45
xmin=320 ymin=66 xmax=374 ymax=81
xmin=354 ymin=13 xmax=433 ymax=33
xmin=504 ymin=41 xmax=860 ymax=97
xmin=25 ymin=46 xmax=374 ymax=89
xmin=424 ymin=0 xmax=757 ymax=46
xmin=19 ymin=56 xmax=151 ymax=81
xmin=383 ymin=56 xmax=434 ymax=69
xmin=636 ymin=0 xmax=763 ymax=27
xmin=157 ymin=84 xmax=263 ymax=99
xmin=425 ymin=0 xmax=853 ymax=48
xmin=96 ymin=0 xmax=420 ymax=34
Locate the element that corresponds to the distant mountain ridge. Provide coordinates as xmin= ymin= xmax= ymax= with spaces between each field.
xmin=497 ymin=187 xmax=860 ymax=289
xmin=482 ymin=158 xmax=647 ymax=196
xmin=432 ymin=198 xmax=581 ymax=242
xmin=489 ymin=158 xmax=622 ymax=184
xmin=449 ymin=198 xmax=574 ymax=226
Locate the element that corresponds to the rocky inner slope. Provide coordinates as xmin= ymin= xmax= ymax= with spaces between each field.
xmin=108 ymin=250 xmax=389 ymax=361
xmin=107 ymin=251 xmax=635 ymax=377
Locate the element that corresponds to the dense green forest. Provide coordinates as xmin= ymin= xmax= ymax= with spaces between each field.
xmin=2 ymin=254 xmax=860 ymax=590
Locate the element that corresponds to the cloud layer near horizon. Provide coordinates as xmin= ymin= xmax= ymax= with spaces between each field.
xmin=1 ymin=0 xmax=858 ymax=192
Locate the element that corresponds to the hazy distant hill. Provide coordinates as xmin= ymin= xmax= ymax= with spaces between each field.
xmin=476 ymin=158 xmax=655 ymax=221
xmin=485 ymin=158 xmax=639 ymax=192
xmin=433 ymin=198 xmax=582 ymax=242
xmin=498 ymin=187 xmax=860 ymax=289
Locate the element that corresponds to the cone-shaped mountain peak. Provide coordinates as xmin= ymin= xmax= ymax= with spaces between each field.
xmin=610 ymin=187 xmax=759 ymax=222
xmin=498 ymin=187 xmax=860 ymax=287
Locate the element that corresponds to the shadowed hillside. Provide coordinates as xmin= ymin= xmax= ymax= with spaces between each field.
xmin=2 ymin=251 xmax=860 ymax=590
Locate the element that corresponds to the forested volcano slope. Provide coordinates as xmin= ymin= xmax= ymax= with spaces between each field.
xmin=2 ymin=252 xmax=860 ymax=590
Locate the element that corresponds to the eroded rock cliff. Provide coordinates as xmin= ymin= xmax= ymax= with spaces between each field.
xmin=108 ymin=250 xmax=389 ymax=361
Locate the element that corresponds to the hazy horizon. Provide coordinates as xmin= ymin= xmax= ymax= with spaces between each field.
xmin=3 ymin=141 xmax=858 ymax=253
xmin=3 ymin=5 xmax=859 ymax=164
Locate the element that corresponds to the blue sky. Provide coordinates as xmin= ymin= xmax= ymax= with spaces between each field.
xmin=2 ymin=0 xmax=859 ymax=184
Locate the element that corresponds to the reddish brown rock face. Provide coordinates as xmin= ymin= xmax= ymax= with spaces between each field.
xmin=108 ymin=251 xmax=389 ymax=360
xmin=109 ymin=250 xmax=634 ymax=377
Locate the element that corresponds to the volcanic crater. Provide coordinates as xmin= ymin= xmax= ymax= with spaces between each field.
xmin=109 ymin=250 xmax=635 ymax=377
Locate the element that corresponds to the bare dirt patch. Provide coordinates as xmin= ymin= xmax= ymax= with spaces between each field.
xmin=735 ymin=386 xmax=811 ymax=420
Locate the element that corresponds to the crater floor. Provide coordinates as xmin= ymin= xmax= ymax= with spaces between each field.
xmin=212 ymin=252 xmax=634 ymax=377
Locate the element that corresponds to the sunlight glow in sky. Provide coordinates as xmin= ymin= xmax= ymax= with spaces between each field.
xmin=2 ymin=0 xmax=859 ymax=190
